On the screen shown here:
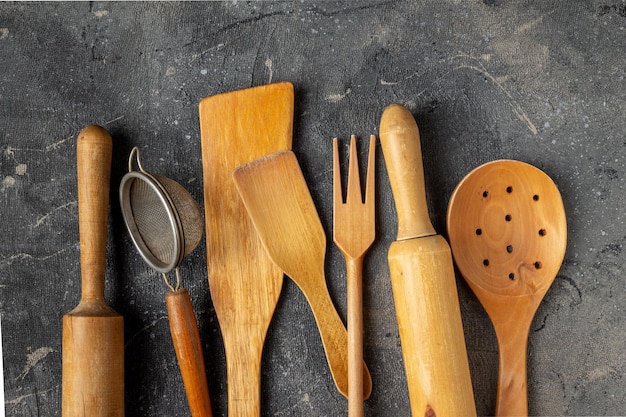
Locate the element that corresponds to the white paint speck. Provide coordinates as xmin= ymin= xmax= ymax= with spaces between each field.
xmin=325 ymin=88 xmax=352 ymax=103
xmin=265 ymin=58 xmax=273 ymax=83
xmin=0 ymin=28 xmax=8 ymax=40
xmin=200 ymin=69 xmax=208 ymax=75
xmin=404 ymin=100 xmax=418 ymax=111
xmin=17 ymin=347 xmax=56 ymax=380
xmin=165 ymin=66 xmax=176 ymax=76
xmin=15 ymin=164 xmax=27 ymax=175
xmin=93 ymin=10 xmax=109 ymax=18
xmin=2 ymin=176 xmax=16 ymax=189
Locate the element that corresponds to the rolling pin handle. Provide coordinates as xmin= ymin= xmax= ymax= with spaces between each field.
xmin=379 ymin=104 xmax=436 ymax=240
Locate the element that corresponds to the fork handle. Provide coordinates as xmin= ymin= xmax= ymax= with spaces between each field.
xmin=346 ymin=256 xmax=365 ymax=417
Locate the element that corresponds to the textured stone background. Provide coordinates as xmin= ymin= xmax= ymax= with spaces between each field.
xmin=1 ymin=1 xmax=625 ymax=416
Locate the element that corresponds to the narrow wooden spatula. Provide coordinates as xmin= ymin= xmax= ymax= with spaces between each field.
xmin=233 ymin=150 xmax=373 ymax=400
xmin=199 ymin=82 xmax=293 ymax=417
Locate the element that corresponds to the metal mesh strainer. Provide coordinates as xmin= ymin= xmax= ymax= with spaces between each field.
xmin=119 ymin=147 xmax=213 ymax=415
xmin=119 ymin=147 xmax=203 ymax=290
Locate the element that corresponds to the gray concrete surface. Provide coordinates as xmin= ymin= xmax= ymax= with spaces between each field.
xmin=1 ymin=1 xmax=625 ymax=416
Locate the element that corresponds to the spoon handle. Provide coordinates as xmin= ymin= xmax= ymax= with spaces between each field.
xmin=494 ymin=315 xmax=532 ymax=417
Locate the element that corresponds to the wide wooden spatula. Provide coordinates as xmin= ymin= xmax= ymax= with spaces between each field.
xmin=233 ymin=150 xmax=372 ymax=399
xmin=199 ymin=83 xmax=293 ymax=417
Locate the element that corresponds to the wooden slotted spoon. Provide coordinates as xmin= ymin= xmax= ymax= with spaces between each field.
xmin=233 ymin=150 xmax=373 ymax=400
xmin=446 ymin=160 xmax=567 ymax=416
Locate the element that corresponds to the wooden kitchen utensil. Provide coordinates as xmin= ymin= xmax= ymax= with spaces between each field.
xmin=447 ymin=160 xmax=567 ymax=416
xmin=379 ymin=104 xmax=477 ymax=416
xmin=199 ymin=82 xmax=293 ymax=417
xmin=333 ymin=135 xmax=376 ymax=417
xmin=62 ymin=125 xmax=124 ymax=417
xmin=233 ymin=150 xmax=372 ymax=399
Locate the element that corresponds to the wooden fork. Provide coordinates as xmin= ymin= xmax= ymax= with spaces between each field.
xmin=333 ymin=135 xmax=376 ymax=417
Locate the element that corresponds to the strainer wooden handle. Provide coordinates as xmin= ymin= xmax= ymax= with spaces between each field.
xmin=166 ymin=289 xmax=213 ymax=417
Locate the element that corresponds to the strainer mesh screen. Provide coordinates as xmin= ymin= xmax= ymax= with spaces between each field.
xmin=129 ymin=178 xmax=177 ymax=265
xmin=157 ymin=175 xmax=203 ymax=257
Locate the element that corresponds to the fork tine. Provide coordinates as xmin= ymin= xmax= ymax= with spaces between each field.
xmin=346 ymin=135 xmax=363 ymax=205
xmin=365 ymin=135 xmax=376 ymax=206
xmin=333 ymin=137 xmax=343 ymax=206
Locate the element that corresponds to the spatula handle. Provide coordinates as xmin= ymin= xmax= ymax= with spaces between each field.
xmin=166 ymin=289 xmax=213 ymax=417
xmin=379 ymin=104 xmax=436 ymax=240
xmin=300 ymin=268 xmax=372 ymax=401
xmin=77 ymin=125 xmax=112 ymax=302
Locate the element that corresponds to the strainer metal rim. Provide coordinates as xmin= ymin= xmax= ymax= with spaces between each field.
xmin=119 ymin=170 xmax=185 ymax=274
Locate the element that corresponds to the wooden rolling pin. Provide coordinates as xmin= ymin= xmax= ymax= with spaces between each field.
xmin=379 ymin=104 xmax=477 ymax=416
xmin=62 ymin=125 xmax=124 ymax=417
